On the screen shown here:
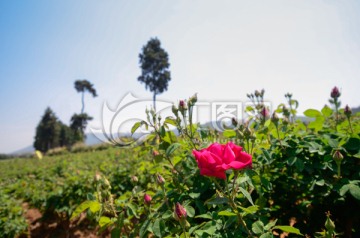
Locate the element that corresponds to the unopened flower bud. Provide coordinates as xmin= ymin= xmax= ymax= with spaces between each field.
xmin=172 ymin=104 xmax=178 ymax=116
xmin=271 ymin=112 xmax=279 ymax=124
xmin=283 ymin=117 xmax=290 ymax=125
xmin=325 ymin=212 xmax=335 ymax=232
xmin=244 ymin=127 xmax=251 ymax=137
xmin=255 ymin=90 xmax=261 ymax=97
xmin=261 ymin=89 xmax=265 ymax=97
xmin=131 ymin=175 xmax=138 ymax=183
xmin=344 ymin=105 xmax=352 ymax=118
xmin=331 ymin=86 xmax=341 ymax=99
xmin=260 ymin=107 xmax=270 ymax=118
xmin=174 ymin=202 xmax=187 ymax=220
xmin=153 ymin=150 xmax=159 ymax=157
xmin=94 ymin=173 xmax=101 ymax=182
xmin=144 ymin=194 xmax=152 ymax=205
xmin=333 ymin=151 xmax=344 ymax=163
xmin=232 ymin=117 xmax=238 ymax=127
xmin=156 ymin=174 xmax=165 ymax=185
xmin=179 ymin=100 xmax=187 ymax=110
xmin=188 ymin=93 xmax=198 ymax=106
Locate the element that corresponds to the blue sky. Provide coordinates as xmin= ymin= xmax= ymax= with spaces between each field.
xmin=1 ymin=1 xmax=359 ymax=153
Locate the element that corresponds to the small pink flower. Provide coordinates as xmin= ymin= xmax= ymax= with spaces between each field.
xmin=144 ymin=194 xmax=152 ymax=205
xmin=174 ymin=202 xmax=187 ymax=220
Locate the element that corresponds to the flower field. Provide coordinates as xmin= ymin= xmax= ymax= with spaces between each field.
xmin=1 ymin=88 xmax=360 ymax=237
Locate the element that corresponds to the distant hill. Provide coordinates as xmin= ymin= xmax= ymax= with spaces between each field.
xmin=10 ymin=133 xmax=105 ymax=156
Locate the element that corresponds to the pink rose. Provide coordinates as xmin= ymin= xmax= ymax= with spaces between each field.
xmin=192 ymin=142 xmax=252 ymax=180
xmin=144 ymin=194 xmax=152 ymax=205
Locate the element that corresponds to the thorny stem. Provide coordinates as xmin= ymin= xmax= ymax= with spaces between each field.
xmin=228 ymin=198 xmax=252 ymax=237
xmin=347 ymin=117 xmax=354 ymax=134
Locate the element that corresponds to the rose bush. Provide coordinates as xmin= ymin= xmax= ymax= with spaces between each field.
xmin=192 ymin=142 xmax=252 ymax=179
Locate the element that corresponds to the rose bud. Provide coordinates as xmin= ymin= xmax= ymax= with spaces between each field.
xmin=344 ymin=105 xmax=352 ymax=118
xmin=330 ymin=86 xmax=341 ymax=99
xmin=94 ymin=173 xmax=101 ymax=182
xmin=188 ymin=93 xmax=198 ymax=107
xmin=333 ymin=150 xmax=344 ymax=164
xmin=260 ymin=107 xmax=269 ymax=118
xmin=254 ymin=90 xmax=260 ymax=97
xmin=232 ymin=117 xmax=238 ymax=127
xmin=144 ymin=194 xmax=152 ymax=205
xmin=271 ymin=112 xmax=279 ymax=124
xmin=325 ymin=212 xmax=335 ymax=232
xmin=153 ymin=150 xmax=159 ymax=157
xmin=131 ymin=175 xmax=138 ymax=183
xmin=174 ymin=202 xmax=187 ymax=221
xmin=172 ymin=104 xmax=178 ymax=115
xmin=156 ymin=174 xmax=165 ymax=185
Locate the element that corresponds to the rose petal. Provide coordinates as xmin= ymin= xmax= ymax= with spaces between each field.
xmin=223 ymin=143 xmax=236 ymax=164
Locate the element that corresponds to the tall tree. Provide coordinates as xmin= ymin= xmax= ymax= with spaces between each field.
xmin=34 ymin=107 xmax=61 ymax=152
xmin=138 ymin=38 xmax=171 ymax=111
xmin=70 ymin=113 xmax=93 ymax=142
xmin=74 ymin=79 xmax=97 ymax=113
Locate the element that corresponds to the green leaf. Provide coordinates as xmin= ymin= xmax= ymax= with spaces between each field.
xmin=99 ymin=216 xmax=112 ymax=227
xmin=239 ymin=205 xmax=259 ymax=214
xmin=344 ymin=137 xmax=360 ymax=152
xmin=162 ymin=210 xmax=173 ymax=219
xmin=252 ymin=220 xmax=264 ymax=235
xmin=218 ymin=210 xmax=237 ymax=216
xmin=264 ymin=119 xmax=271 ymax=128
xmin=165 ymin=143 xmax=181 ymax=157
xmin=205 ymin=196 xmax=229 ymax=205
xmin=139 ymin=219 xmax=151 ymax=238
xmin=260 ymin=232 xmax=273 ymax=238
xmin=172 ymin=156 xmax=182 ymax=166
xmin=127 ymin=203 xmax=139 ymax=218
xmin=223 ymin=130 xmax=236 ymax=138
xmin=184 ymin=205 xmax=195 ymax=217
xmin=164 ymin=117 xmax=177 ymax=126
xmin=195 ymin=214 xmax=213 ymax=219
xmin=308 ymin=117 xmax=325 ymax=131
xmin=131 ymin=121 xmax=143 ymax=134
xmin=273 ymin=226 xmax=302 ymax=235
xmin=189 ymin=193 xmax=201 ymax=199
xmin=349 ymin=184 xmax=360 ymax=200
xmin=304 ymin=109 xmax=322 ymax=118
xmin=70 ymin=200 xmax=101 ymax=220
xmin=264 ymin=219 xmax=277 ymax=230
xmin=152 ymin=219 xmax=164 ymax=238
xmin=321 ymin=105 xmax=333 ymax=117
xmin=239 ymin=187 xmax=254 ymax=206
xmin=315 ymin=179 xmax=325 ymax=186
xmin=111 ymin=228 xmax=121 ymax=238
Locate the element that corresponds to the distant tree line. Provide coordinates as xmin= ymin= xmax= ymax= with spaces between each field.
xmin=34 ymin=37 xmax=172 ymax=153
xmin=34 ymin=80 xmax=97 ymax=152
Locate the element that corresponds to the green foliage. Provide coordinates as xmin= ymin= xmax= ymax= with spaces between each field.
xmin=70 ymin=113 xmax=93 ymax=142
xmin=34 ymin=107 xmax=62 ymax=152
xmin=3 ymin=88 xmax=360 ymax=237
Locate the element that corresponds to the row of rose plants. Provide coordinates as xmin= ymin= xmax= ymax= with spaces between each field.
xmin=71 ymin=87 xmax=359 ymax=237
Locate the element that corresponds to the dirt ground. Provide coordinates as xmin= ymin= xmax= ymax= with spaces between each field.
xmin=19 ymin=203 xmax=110 ymax=238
